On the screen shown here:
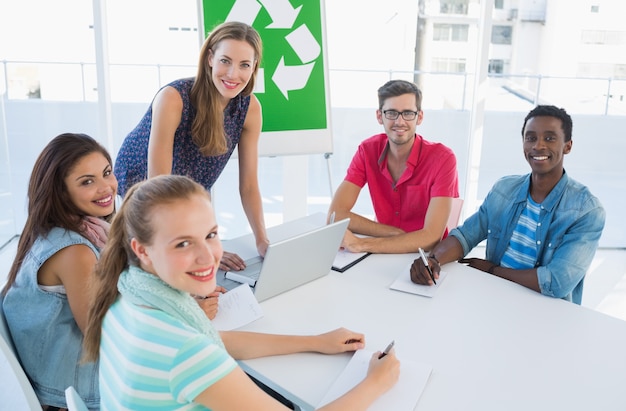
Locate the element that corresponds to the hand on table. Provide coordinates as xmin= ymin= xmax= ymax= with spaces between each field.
xmin=459 ymin=258 xmax=497 ymax=274
xmin=315 ymin=328 xmax=366 ymax=354
xmin=340 ymin=229 xmax=364 ymax=253
xmin=219 ymin=251 xmax=246 ymax=271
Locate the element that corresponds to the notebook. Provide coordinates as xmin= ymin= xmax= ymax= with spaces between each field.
xmin=223 ymin=218 xmax=349 ymax=302
xmin=332 ymin=250 xmax=370 ymax=272
xmin=390 ymin=262 xmax=448 ymax=297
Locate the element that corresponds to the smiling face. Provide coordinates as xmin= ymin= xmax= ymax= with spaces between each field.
xmin=131 ymin=194 xmax=223 ymax=297
xmin=376 ymin=93 xmax=423 ymax=147
xmin=208 ymin=39 xmax=256 ymax=105
xmin=64 ymin=152 xmax=117 ymax=217
xmin=522 ymin=115 xmax=572 ymax=180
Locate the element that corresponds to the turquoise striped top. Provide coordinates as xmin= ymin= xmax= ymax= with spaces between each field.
xmin=99 ymin=297 xmax=237 ymax=410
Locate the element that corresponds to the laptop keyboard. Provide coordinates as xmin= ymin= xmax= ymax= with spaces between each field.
xmin=224 ymin=256 xmax=263 ymax=286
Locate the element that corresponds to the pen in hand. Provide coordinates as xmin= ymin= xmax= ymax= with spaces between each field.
xmin=418 ymin=247 xmax=436 ymax=285
xmin=378 ymin=340 xmax=395 ymax=359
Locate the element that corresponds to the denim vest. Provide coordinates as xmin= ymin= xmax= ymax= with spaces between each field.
xmin=3 ymin=228 xmax=100 ymax=409
xmin=451 ymin=171 xmax=605 ymax=304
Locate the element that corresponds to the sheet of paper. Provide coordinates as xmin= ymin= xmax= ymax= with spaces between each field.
xmin=318 ymin=349 xmax=432 ymax=411
xmin=389 ymin=262 xmax=448 ymax=297
xmin=211 ymin=284 xmax=263 ymax=331
xmin=332 ymin=250 xmax=369 ymax=272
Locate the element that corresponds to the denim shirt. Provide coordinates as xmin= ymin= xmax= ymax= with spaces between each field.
xmin=450 ymin=171 xmax=605 ymax=304
xmin=3 ymin=228 xmax=100 ymax=408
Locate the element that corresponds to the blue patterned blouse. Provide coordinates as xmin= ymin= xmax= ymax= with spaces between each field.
xmin=114 ymin=77 xmax=251 ymax=196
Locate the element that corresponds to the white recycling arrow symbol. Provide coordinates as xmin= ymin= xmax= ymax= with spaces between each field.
xmin=226 ymin=0 xmax=321 ymax=100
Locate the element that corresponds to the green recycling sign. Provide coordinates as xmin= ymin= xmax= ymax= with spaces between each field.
xmin=202 ymin=0 xmax=328 ymax=134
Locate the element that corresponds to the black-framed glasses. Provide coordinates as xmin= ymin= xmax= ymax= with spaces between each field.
xmin=382 ymin=109 xmax=419 ymax=121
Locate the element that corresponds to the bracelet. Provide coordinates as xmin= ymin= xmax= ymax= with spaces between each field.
xmin=428 ymin=254 xmax=439 ymax=264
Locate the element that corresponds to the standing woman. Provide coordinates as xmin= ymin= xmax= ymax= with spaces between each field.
xmin=114 ymin=21 xmax=268 ymax=271
xmin=2 ymin=133 xmax=117 ymax=409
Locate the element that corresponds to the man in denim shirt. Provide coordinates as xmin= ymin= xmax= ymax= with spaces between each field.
xmin=410 ymin=105 xmax=605 ymax=304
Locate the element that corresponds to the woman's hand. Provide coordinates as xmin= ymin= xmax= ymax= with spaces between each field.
xmin=194 ymin=286 xmax=227 ymax=320
xmin=80 ymin=216 xmax=111 ymax=249
xmin=256 ymin=238 xmax=269 ymax=258
xmin=219 ymin=251 xmax=246 ymax=271
xmin=314 ymin=328 xmax=366 ymax=354
xmin=365 ymin=349 xmax=400 ymax=394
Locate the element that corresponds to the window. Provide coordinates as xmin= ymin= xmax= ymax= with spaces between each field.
xmin=440 ymin=0 xmax=469 ymax=15
xmin=432 ymin=58 xmax=466 ymax=73
xmin=614 ymin=65 xmax=626 ymax=79
xmin=494 ymin=0 xmax=504 ymax=9
xmin=488 ymin=59 xmax=506 ymax=74
xmin=433 ymin=23 xmax=469 ymax=42
xmin=590 ymin=5 xmax=599 ymax=13
xmin=491 ymin=25 xmax=513 ymax=45
xmin=581 ymin=30 xmax=626 ymax=45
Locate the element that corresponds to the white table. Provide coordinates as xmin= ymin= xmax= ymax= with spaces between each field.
xmin=223 ymin=214 xmax=626 ymax=411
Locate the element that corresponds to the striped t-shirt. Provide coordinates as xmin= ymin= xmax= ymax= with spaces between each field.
xmin=99 ymin=297 xmax=237 ymax=410
xmin=500 ymin=195 xmax=542 ymax=269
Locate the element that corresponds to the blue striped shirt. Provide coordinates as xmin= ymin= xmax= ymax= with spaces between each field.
xmin=100 ymin=297 xmax=237 ymax=410
xmin=500 ymin=195 xmax=541 ymax=269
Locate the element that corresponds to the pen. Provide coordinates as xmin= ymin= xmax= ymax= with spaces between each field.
xmin=418 ymin=247 xmax=436 ymax=285
xmin=378 ymin=340 xmax=395 ymax=359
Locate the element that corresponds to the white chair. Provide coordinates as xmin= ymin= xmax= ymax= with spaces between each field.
xmin=446 ymin=197 xmax=464 ymax=234
xmin=0 ymin=299 xmax=42 ymax=410
xmin=65 ymin=386 xmax=89 ymax=411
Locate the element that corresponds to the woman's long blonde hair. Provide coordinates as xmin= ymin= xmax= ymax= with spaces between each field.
xmin=82 ymin=175 xmax=210 ymax=361
xmin=190 ymin=21 xmax=262 ymax=156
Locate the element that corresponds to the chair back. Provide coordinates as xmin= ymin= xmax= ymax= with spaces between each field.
xmin=0 ymin=299 xmax=42 ymax=410
xmin=65 ymin=386 xmax=90 ymax=411
xmin=446 ymin=197 xmax=464 ymax=233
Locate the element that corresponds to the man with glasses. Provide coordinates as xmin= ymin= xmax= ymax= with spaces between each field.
xmin=328 ymin=80 xmax=459 ymax=254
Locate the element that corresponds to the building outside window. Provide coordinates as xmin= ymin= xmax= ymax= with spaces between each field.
xmin=432 ymin=57 xmax=466 ymax=73
xmin=491 ymin=25 xmax=513 ymax=44
xmin=440 ymin=0 xmax=469 ymax=15
xmin=433 ymin=23 xmax=469 ymax=41
xmin=581 ymin=30 xmax=626 ymax=45
xmin=488 ymin=59 xmax=509 ymax=74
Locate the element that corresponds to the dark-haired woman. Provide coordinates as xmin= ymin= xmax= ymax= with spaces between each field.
xmin=2 ymin=132 xmax=117 ymax=410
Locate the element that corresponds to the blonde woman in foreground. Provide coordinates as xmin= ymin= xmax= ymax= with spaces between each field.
xmin=83 ymin=175 xmax=399 ymax=410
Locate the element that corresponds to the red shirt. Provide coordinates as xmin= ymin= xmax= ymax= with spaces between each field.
xmin=345 ymin=133 xmax=459 ymax=232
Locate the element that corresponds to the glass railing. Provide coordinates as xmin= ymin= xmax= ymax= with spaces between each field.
xmin=2 ymin=60 xmax=626 ymax=115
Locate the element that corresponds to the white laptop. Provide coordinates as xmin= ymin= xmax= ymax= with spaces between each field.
xmin=222 ymin=218 xmax=349 ymax=302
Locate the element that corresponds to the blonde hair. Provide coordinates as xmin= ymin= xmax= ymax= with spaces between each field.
xmin=83 ymin=175 xmax=210 ymax=361
xmin=190 ymin=21 xmax=262 ymax=156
